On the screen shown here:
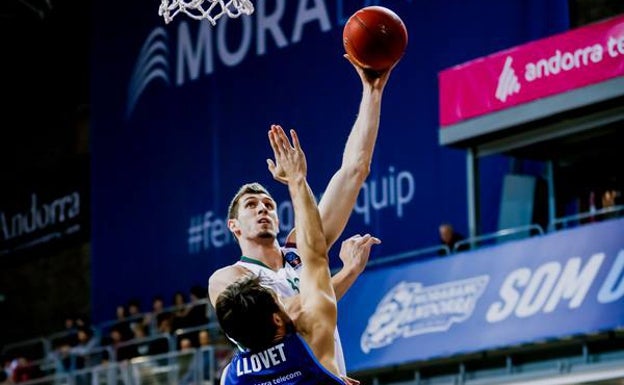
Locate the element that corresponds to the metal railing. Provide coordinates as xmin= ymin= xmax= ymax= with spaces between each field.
xmin=48 ymin=329 xmax=78 ymax=347
xmin=365 ymin=244 xmax=451 ymax=269
xmin=12 ymin=346 xmax=223 ymax=385
xmin=174 ymin=322 xmax=222 ymax=345
xmin=2 ymin=324 xmax=228 ymax=384
xmin=143 ymin=298 xmax=215 ymax=333
xmin=1 ymin=337 xmax=50 ymax=361
xmin=453 ymin=224 xmax=545 ymax=252
xmin=78 ymin=345 xmax=115 ymax=369
xmin=114 ymin=333 xmax=175 ymax=362
xmin=97 ymin=313 xmax=150 ymax=337
xmin=548 ymin=204 xmax=624 ymax=232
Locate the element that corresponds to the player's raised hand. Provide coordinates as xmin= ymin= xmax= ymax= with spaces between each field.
xmin=344 ymin=53 xmax=396 ymax=89
xmin=267 ymin=124 xmax=307 ymax=185
xmin=339 ymin=233 xmax=381 ymax=276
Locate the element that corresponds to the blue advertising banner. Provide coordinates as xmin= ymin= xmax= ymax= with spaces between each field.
xmin=91 ymin=0 xmax=569 ymax=321
xmin=338 ymin=218 xmax=624 ymax=373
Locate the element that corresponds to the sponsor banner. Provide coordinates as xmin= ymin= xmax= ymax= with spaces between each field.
xmin=338 ymin=218 xmax=624 ymax=373
xmin=0 ymin=159 xmax=90 ymax=258
xmin=439 ymin=14 xmax=624 ymax=127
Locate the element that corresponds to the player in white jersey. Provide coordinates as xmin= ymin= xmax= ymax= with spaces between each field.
xmin=209 ymin=55 xmax=395 ymax=374
xmin=211 ymin=171 xmax=380 ymax=374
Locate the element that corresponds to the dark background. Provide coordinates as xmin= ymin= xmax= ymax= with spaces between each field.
xmin=0 ymin=0 xmax=89 ymax=174
xmin=0 ymin=0 xmax=91 ymax=345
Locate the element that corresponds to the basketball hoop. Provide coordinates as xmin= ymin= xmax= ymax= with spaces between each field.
xmin=158 ymin=0 xmax=254 ymax=25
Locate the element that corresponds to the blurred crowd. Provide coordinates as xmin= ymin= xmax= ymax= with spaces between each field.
xmin=1 ymin=285 xmax=234 ymax=384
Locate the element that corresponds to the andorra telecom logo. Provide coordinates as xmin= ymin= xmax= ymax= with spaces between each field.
xmin=495 ymin=56 xmax=521 ymax=103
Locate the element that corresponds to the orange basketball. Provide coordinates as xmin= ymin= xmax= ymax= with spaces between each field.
xmin=343 ymin=6 xmax=408 ymax=71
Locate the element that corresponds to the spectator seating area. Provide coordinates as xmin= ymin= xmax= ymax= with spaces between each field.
xmin=1 ymin=291 xmax=235 ymax=385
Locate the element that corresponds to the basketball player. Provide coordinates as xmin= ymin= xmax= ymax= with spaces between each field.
xmin=208 ymin=56 xmax=393 ymax=375
xmin=216 ymin=127 xmax=377 ymax=385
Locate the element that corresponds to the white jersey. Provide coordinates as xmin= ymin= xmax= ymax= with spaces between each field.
xmin=234 ymin=244 xmax=347 ymax=376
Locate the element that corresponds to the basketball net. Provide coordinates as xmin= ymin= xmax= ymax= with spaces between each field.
xmin=158 ymin=0 xmax=254 ymax=25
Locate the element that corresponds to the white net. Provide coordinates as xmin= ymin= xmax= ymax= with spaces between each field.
xmin=158 ymin=0 xmax=254 ymax=25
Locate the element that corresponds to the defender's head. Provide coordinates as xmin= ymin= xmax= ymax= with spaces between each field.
xmin=215 ymin=275 xmax=293 ymax=351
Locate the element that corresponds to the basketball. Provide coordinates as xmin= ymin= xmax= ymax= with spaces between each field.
xmin=343 ymin=6 xmax=408 ymax=71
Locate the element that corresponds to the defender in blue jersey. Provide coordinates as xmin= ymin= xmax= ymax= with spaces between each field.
xmin=216 ymin=127 xmax=380 ymax=385
xmin=218 ymin=280 xmax=345 ymax=385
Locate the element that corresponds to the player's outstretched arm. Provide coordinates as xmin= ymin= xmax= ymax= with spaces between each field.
xmin=314 ymin=55 xmax=397 ymax=250
xmin=270 ymin=60 xmax=397 ymax=302
xmin=267 ymin=125 xmax=339 ymax=376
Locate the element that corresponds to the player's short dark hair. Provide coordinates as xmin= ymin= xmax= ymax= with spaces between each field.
xmin=215 ymin=275 xmax=281 ymax=351
xmin=227 ymin=183 xmax=273 ymax=220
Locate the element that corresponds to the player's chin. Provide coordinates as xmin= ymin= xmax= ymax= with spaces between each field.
xmin=257 ymin=230 xmax=277 ymax=240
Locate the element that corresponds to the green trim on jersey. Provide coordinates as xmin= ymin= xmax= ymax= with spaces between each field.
xmin=239 ymin=256 xmax=274 ymax=270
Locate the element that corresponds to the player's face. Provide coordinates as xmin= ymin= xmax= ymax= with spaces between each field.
xmin=232 ymin=193 xmax=279 ymax=240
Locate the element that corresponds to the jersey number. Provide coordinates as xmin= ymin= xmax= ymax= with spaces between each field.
xmin=287 ymin=278 xmax=300 ymax=293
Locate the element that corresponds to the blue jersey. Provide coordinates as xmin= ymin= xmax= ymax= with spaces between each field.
xmin=223 ymin=333 xmax=344 ymax=385
xmin=234 ymin=247 xmax=347 ymax=376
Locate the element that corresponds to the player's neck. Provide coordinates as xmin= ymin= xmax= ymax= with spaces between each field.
xmin=240 ymin=239 xmax=283 ymax=271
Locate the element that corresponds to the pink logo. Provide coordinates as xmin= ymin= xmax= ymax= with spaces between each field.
xmin=439 ymin=15 xmax=624 ymax=127
xmin=495 ymin=57 xmax=521 ymax=102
